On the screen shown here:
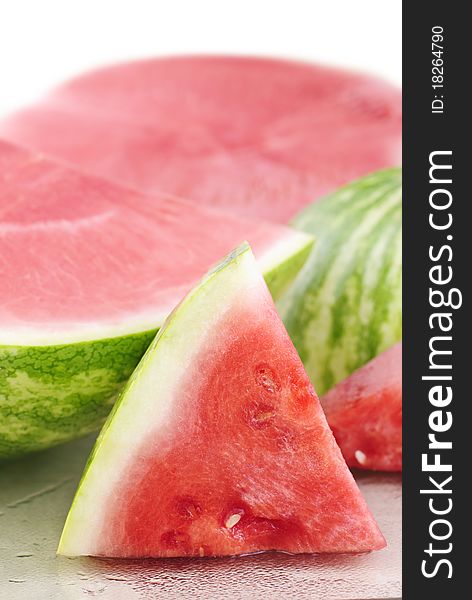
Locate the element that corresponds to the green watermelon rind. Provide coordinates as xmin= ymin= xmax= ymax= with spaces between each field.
xmin=0 ymin=234 xmax=313 ymax=459
xmin=58 ymin=243 xmax=256 ymax=555
xmin=279 ymin=167 xmax=402 ymax=395
xmin=0 ymin=331 xmax=156 ymax=459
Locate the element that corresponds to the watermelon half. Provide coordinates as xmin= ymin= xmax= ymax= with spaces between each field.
xmin=0 ymin=139 xmax=313 ymax=458
xmin=58 ymin=243 xmax=385 ymax=558
xmin=321 ymin=343 xmax=402 ymax=472
xmin=0 ymin=56 xmax=401 ymax=223
xmin=280 ymin=168 xmax=402 ymax=396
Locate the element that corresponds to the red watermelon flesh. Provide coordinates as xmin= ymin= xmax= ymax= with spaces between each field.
xmin=58 ymin=245 xmax=385 ymax=558
xmin=0 ymin=138 xmax=311 ymax=344
xmin=321 ymin=343 xmax=402 ymax=472
xmin=0 ymin=56 xmax=402 ymax=223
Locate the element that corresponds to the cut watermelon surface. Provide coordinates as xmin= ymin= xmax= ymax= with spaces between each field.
xmin=0 ymin=56 xmax=402 ymax=222
xmin=0 ymin=139 xmax=313 ymax=458
xmin=58 ymin=244 xmax=385 ymax=558
xmin=321 ymin=343 xmax=402 ymax=472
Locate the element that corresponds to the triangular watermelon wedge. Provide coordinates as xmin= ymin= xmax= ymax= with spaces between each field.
xmin=58 ymin=243 xmax=385 ymax=558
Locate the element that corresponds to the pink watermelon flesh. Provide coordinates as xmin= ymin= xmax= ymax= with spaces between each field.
xmin=321 ymin=343 xmax=402 ymax=472
xmin=0 ymin=56 xmax=401 ymax=223
xmin=0 ymin=138 xmax=308 ymax=341
xmin=67 ymin=246 xmax=385 ymax=557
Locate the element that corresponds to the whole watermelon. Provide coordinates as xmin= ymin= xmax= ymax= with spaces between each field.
xmin=279 ymin=168 xmax=402 ymax=395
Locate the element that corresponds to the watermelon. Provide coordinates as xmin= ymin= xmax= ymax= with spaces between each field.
xmin=0 ymin=139 xmax=313 ymax=458
xmin=279 ymin=168 xmax=402 ymax=396
xmin=0 ymin=56 xmax=401 ymax=223
xmin=58 ymin=243 xmax=385 ymax=558
xmin=321 ymin=343 xmax=402 ymax=472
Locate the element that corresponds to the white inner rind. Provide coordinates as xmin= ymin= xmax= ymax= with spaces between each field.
xmin=0 ymin=231 xmax=310 ymax=347
xmin=58 ymin=244 xmax=266 ymax=556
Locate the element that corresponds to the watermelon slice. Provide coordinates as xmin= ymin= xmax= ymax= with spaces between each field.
xmin=0 ymin=56 xmax=402 ymax=223
xmin=58 ymin=243 xmax=385 ymax=558
xmin=280 ymin=168 xmax=402 ymax=395
xmin=321 ymin=343 xmax=402 ymax=472
xmin=0 ymin=139 xmax=313 ymax=458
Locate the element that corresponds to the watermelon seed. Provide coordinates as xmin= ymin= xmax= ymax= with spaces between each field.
xmin=225 ymin=513 xmax=243 ymax=529
xmin=355 ymin=450 xmax=367 ymax=465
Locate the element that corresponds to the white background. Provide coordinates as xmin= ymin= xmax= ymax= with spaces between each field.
xmin=0 ymin=0 xmax=401 ymax=117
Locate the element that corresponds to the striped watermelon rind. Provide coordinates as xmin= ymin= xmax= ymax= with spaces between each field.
xmin=279 ymin=168 xmax=402 ymax=395
xmin=0 ymin=234 xmax=312 ymax=459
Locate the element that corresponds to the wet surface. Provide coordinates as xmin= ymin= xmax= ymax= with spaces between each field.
xmin=0 ymin=435 xmax=401 ymax=599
